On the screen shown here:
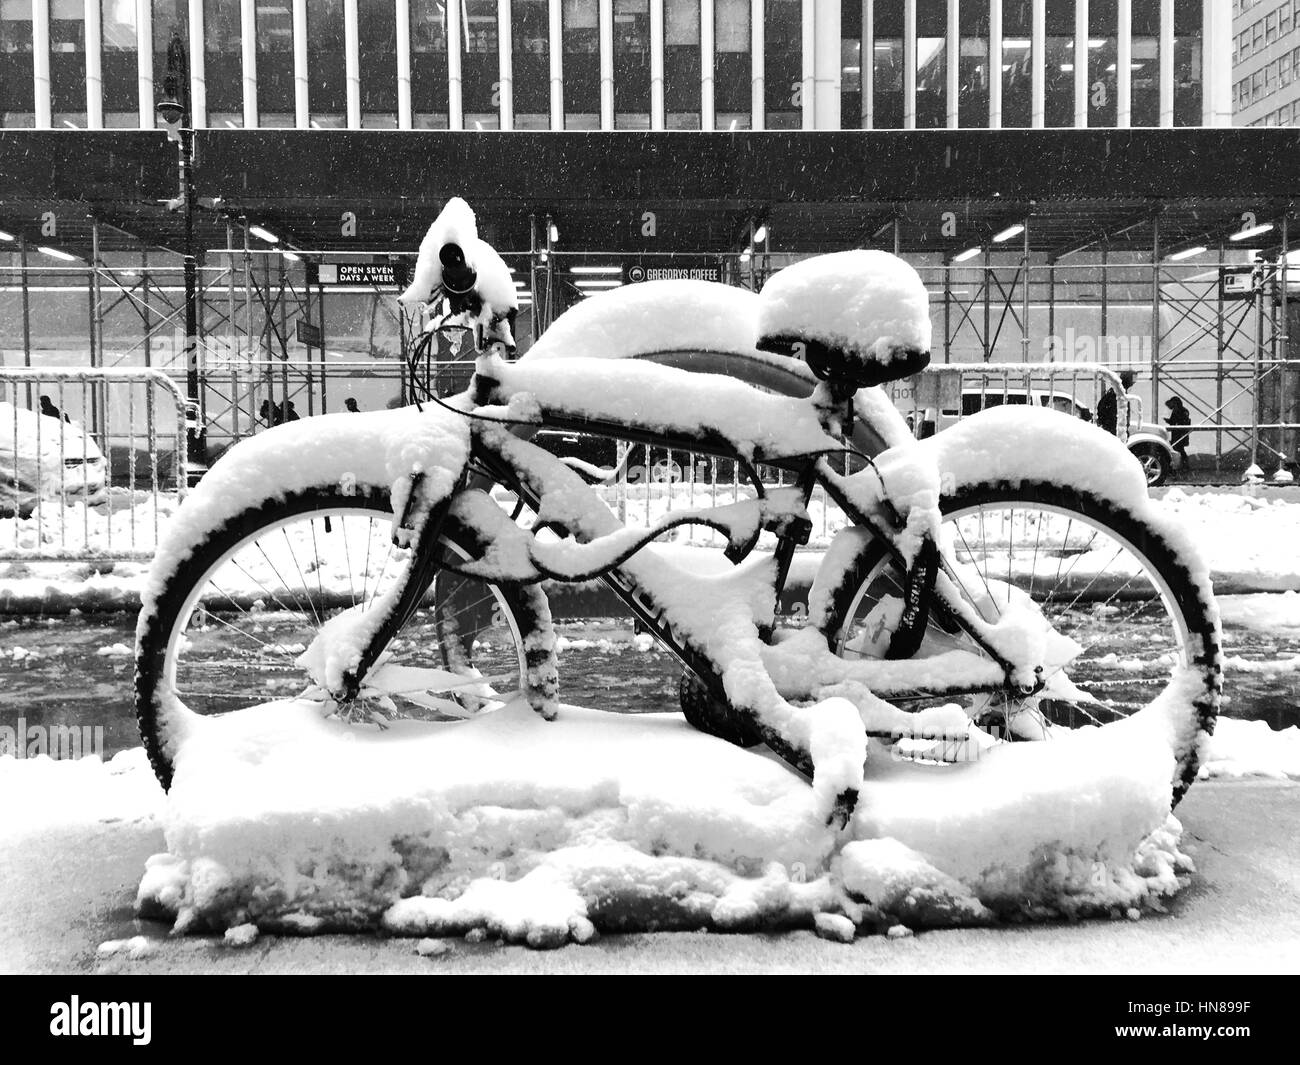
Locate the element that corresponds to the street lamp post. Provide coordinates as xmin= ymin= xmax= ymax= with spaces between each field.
xmin=157 ymin=30 xmax=205 ymax=486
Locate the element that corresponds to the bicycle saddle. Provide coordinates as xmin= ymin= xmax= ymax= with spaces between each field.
xmin=755 ymin=249 xmax=933 ymax=390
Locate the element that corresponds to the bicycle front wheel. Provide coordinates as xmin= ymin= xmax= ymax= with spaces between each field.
xmin=827 ymin=481 xmax=1221 ymax=804
xmin=135 ymin=484 xmax=551 ymax=790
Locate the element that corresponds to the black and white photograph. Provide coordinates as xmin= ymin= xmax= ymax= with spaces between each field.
xmin=0 ymin=0 xmax=1294 ymax=1024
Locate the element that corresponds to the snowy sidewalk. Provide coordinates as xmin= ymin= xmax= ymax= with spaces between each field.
xmin=1 ymin=740 xmax=1297 ymax=972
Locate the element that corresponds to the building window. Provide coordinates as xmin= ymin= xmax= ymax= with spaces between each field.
xmin=513 ymin=0 xmax=550 ymax=129
xmin=0 ymin=0 xmax=34 ymax=126
xmin=563 ymin=0 xmax=599 ymax=128
xmin=1087 ymin=0 xmax=1117 ymax=127
xmin=411 ymin=0 xmax=449 ymax=128
xmin=1043 ymin=0 xmax=1075 ymax=128
xmin=841 ymin=0 xmax=861 ymax=128
xmin=50 ymin=0 xmax=86 ymax=127
xmin=664 ymin=0 xmax=700 ymax=129
xmin=1129 ymin=1 xmax=1159 ymax=126
xmin=1001 ymin=0 xmax=1031 ymax=127
xmin=255 ymin=0 xmax=294 ymax=127
xmin=204 ymin=0 xmax=242 ymax=127
xmin=359 ymin=0 xmax=397 ymax=126
xmin=461 ymin=0 xmax=499 ymax=128
xmin=915 ymin=0 xmax=947 ymax=128
xmin=764 ymin=0 xmax=801 ymax=128
xmin=613 ymin=0 xmax=650 ymax=128
xmin=958 ymin=0 xmax=989 ymax=126
xmin=714 ymin=0 xmax=750 ymax=129
xmin=873 ymin=0 xmax=903 ymax=128
xmin=309 ymin=0 xmax=347 ymax=126
xmin=1173 ymin=0 xmax=1201 ymax=126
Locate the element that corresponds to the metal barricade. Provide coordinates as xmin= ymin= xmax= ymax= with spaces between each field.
xmin=592 ymin=362 xmax=1136 ymax=549
xmin=0 ymin=368 xmax=187 ymax=561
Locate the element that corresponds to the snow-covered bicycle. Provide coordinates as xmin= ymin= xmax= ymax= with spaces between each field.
xmin=134 ymin=199 xmax=1221 ymax=827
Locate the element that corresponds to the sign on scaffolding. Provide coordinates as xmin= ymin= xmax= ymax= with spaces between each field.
xmin=623 ymin=258 xmax=724 ymax=284
xmin=1219 ymin=265 xmax=1264 ymax=301
xmin=308 ymin=261 xmax=410 ymax=287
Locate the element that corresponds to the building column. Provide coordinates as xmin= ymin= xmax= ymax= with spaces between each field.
xmin=1201 ymin=0 xmax=1231 ymax=126
xmin=702 ymin=0 xmax=716 ymax=130
xmin=750 ymin=0 xmax=764 ymax=129
xmin=650 ymin=0 xmax=664 ymax=129
xmin=800 ymin=0 xmax=813 ymax=128
xmin=861 ymin=0 xmax=872 ymax=128
xmin=1159 ymin=0 xmax=1173 ymax=126
xmin=32 ymin=0 xmax=50 ymax=127
xmin=396 ymin=0 xmax=412 ymax=128
xmin=813 ymin=0 xmax=840 ymax=129
xmin=85 ymin=0 xmax=104 ymax=128
xmin=549 ymin=0 xmax=564 ymax=129
xmin=1031 ymin=0 xmax=1044 ymax=127
xmin=448 ymin=0 xmax=463 ymax=128
xmin=138 ymin=0 xmax=154 ymax=128
xmin=988 ymin=0 xmax=1001 ymax=127
xmin=600 ymin=0 xmax=614 ymax=129
xmin=1074 ymin=0 xmax=1087 ymax=126
xmin=1116 ymin=0 xmax=1131 ymax=127
xmin=946 ymin=0 xmax=959 ymax=128
xmin=189 ymin=0 xmax=207 ymax=126
xmin=903 ymin=0 xmax=915 ymax=128
xmin=497 ymin=0 xmax=513 ymax=128
xmin=241 ymin=0 xmax=258 ymax=127
xmin=344 ymin=0 xmax=361 ymax=127
xmin=294 ymin=0 xmax=309 ymax=127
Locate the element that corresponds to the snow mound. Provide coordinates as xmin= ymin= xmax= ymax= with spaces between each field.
xmin=135 ymin=690 xmax=1200 ymax=943
xmin=756 ymin=251 xmax=931 ymax=365
xmin=1199 ymin=717 xmax=1300 ymax=780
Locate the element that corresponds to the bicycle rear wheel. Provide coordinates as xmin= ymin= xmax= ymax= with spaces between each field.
xmin=135 ymin=484 xmax=552 ymax=790
xmin=827 ymin=481 xmax=1220 ymax=803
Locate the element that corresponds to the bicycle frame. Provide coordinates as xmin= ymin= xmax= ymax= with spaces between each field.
xmin=437 ymin=346 xmax=1025 ymax=709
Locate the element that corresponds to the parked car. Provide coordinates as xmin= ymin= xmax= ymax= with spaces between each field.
xmin=0 ymin=402 xmax=107 ymax=517
xmin=909 ymin=387 xmax=1176 ymax=487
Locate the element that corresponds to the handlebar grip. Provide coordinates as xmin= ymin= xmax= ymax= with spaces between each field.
xmin=439 ymin=242 xmax=477 ymax=295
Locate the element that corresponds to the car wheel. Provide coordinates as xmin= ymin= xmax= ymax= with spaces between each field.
xmin=1130 ymin=443 xmax=1171 ymax=487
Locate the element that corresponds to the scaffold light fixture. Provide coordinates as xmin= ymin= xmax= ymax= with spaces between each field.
xmin=570 ymin=265 xmax=622 ymax=274
xmin=0 ymin=229 xmax=14 ymax=242
xmin=281 ymin=250 xmax=300 ymax=261
xmin=952 ymin=246 xmax=982 ymax=262
xmin=249 ymin=225 xmax=280 ymax=244
xmin=1166 ymin=245 xmax=1207 ymax=261
xmin=752 ymin=224 xmax=768 ymax=244
xmin=993 ymin=223 xmax=1025 ymax=242
xmin=38 ymin=246 xmax=77 ymax=262
xmin=549 ymin=223 xmax=559 ymax=243
xmin=1230 ymin=222 xmax=1274 ymax=242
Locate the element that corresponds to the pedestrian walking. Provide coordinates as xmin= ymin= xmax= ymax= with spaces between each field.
xmin=344 ymin=398 xmax=361 ymax=413
xmin=1165 ymin=396 xmax=1191 ymax=475
xmin=1096 ymin=371 xmax=1136 ymax=436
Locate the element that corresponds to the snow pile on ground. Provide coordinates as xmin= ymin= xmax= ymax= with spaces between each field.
xmin=1200 ymin=717 xmax=1300 ymax=780
xmin=1156 ymin=489 xmax=1300 ymax=592
xmin=133 ymin=688 xmax=1201 ymax=944
xmin=0 ymin=746 xmax=161 ymax=839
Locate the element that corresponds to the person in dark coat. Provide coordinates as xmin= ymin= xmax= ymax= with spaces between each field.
xmin=344 ymin=398 xmax=361 ymax=413
xmin=280 ymin=400 xmax=300 ymax=423
xmin=1096 ymin=371 xmax=1137 ymax=435
xmin=39 ymin=395 xmax=70 ymax=423
xmin=1165 ymin=396 xmax=1191 ymax=473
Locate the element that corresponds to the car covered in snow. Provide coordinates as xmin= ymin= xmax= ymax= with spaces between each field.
xmin=0 ymin=402 xmax=107 ymax=516
xmin=910 ymin=387 xmax=1176 ymax=487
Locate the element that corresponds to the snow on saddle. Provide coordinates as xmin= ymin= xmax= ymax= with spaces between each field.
xmin=755 ymin=250 xmax=933 ymax=390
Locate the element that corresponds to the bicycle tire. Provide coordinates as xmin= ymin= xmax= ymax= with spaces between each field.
xmin=823 ymin=480 xmax=1221 ymax=805
xmin=135 ymin=484 xmax=554 ymax=791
